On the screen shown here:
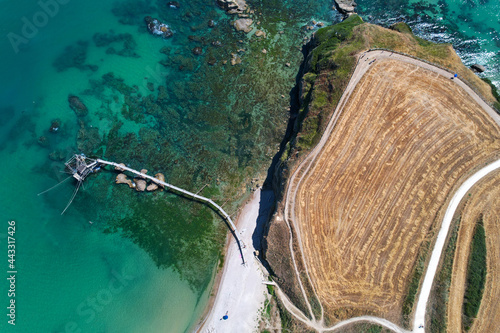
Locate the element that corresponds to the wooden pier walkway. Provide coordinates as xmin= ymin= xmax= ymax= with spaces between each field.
xmin=96 ymin=159 xmax=245 ymax=264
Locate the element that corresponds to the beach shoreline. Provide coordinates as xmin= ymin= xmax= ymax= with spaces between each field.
xmin=195 ymin=188 xmax=269 ymax=333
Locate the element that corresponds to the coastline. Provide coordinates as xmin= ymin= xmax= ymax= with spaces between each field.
xmin=195 ymin=188 xmax=269 ymax=332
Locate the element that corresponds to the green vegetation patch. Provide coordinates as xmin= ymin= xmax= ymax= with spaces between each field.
xmin=429 ymin=216 xmax=461 ymax=333
xmin=295 ymin=15 xmax=365 ymax=151
xmin=310 ymin=14 xmax=364 ymax=73
xmin=294 ymin=14 xmax=456 ymax=154
xmin=462 ymin=216 xmax=487 ymax=330
xmin=402 ymin=237 xmax=431 ymax=327
xmin=336 ymin=322 xmax=392 ymax=333
xmin=482 ymin=78 xmax=500 ymax=101
xmin=481 ymin=78 xmax=500 ymax=112
xmin=390 ymin=22 xmax=413 ymax=34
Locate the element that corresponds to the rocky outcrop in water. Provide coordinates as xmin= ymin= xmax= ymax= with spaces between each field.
xmin=144 ymin=16 xmax=173 ymax=38
xmin=116 ymin=173 xmax=134 ymax=188
xmin=167 ymin=1 xmax=180 ymax=8
xmin=68 ymin=95 xmax=88 ymax=117
xmin=155 ymin=173 xmax=165 ymax=189
xmin=147 ymin=183 xmax=159 ymax=191
xmin=470 ymin=64 xmax=486 ymax=73
xmin=231 ymin=53 xmax=242 ymax=65
xmin=135 ymin=179 xmax=147 ymax=191
xmin=192 ymin=47 xmax=203 ymax=55
xmin=233 ymin=18 xmax=253 ymax=33
xmin=333 ymin=0 xmax=357 ymax=17
xmin=216 ymin=0 xmax=247 ymax=14
xmin=49 ymin=119 xmax=61 ymax=133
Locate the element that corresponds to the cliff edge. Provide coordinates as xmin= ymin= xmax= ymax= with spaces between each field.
xmin=261 ymin=15 xmax=500 ymax=330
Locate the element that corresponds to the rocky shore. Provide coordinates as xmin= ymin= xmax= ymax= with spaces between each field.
xmin=333 ymin=0 xmax=357 ymax=17
xmin=216 ymin=0 xmax=247 ymax=14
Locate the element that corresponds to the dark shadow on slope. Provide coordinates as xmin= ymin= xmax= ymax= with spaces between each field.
xmin=252 ymin=40 xmax=313 ymax=263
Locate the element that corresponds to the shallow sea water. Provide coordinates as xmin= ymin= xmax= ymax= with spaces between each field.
xmin=0 ymin=0 xmax=497 ymax=332
xmin=0 ymin=0 xmax=336 ymax=332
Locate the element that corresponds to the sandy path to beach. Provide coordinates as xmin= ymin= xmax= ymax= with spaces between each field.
xmin=198 ymin=188 xmax=268 ymax=333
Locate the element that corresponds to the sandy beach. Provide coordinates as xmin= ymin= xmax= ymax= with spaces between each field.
xmin=197 ymin=188 xmax=270 ymax=333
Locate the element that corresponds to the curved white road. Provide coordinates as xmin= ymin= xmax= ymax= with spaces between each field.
xmin=413 ymin=159 xmax=500 ymax=332
xmin=278 ymin=153 xmax=500 ymax=333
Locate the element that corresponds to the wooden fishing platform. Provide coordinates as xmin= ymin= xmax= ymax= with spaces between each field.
xmin=65 ymin=154 xmax=100 ymax=182
xmin=61 ymin=154 xmax=245 ymax=264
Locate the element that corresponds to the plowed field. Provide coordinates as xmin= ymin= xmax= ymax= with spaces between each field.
xmin=292 ymin=59 xmax=500 ymax=321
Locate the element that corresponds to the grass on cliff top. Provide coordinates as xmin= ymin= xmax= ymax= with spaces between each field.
xmin=294 ymin=16 xmax=498 ymax=152
xmin=296 ymin=15 xmax=364 ymax=150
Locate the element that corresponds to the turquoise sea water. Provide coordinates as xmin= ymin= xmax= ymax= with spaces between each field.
xmin=0 ymin=0 xmax=497 ymax=332
xmin=0 ymin=0 xmax=337 ymax=332
xmin=356 ymin=0 xmax=500 ymax=87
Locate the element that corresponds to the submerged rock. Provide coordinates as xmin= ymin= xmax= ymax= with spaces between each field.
xmin=255 ymin=30 xmax=266 ymax=38
xmin=68 ymin=95 xmax=88 ymax=117
xmin=207 ymin=56 xmax=217 ymax=66
xmin=233 ymin=18 xmax=253 ymax=33
xmin=144 ymin=16 xmax=173 ymax=38
xmin=93 ymin=31 xmax=139 ymax=58
xmin=49 ymin=119 xmax=61 ymax=133
xmin=37 ymin=136 xmax=49 ymax=147
xmin=48 ymin=150 xmax=66 ymax=161
xmin=53 ymin=41 xmax=93 ymax=72
xmin=167 ymin=1 xmax=180 ymax=8
xmin=208 ymin=20 xmax=216 ymax=28
xmin=77 ymin=126 xmax=101 ymax=153
xmin=231 ymin=53 xmax=242 ymax=65
xmin=192 ymin=47 xmax=203 ymax=55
